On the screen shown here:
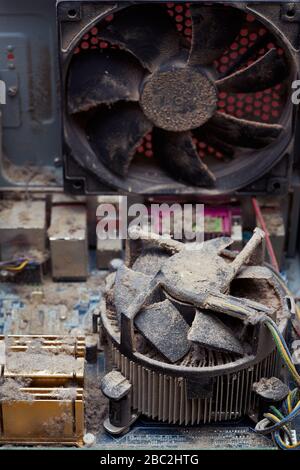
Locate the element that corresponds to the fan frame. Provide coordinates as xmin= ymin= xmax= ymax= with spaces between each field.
xmin=58 ymin=1 xmax=299 ymax=196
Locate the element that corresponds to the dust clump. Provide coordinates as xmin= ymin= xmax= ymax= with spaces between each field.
xmin=84 ymin=370 xmax=108 ymax=434
xmin=6 ymin=350 xmax=81 ymax=375
xmin=52 ymin=387 xmax=78 ymax=402
xmin=0 ymin=377 xmax=33 ymax=402
xmin=5 ymin=337 xmax=82 ymax=375
xmin=42 ymin=413 xmax=72 ymax=437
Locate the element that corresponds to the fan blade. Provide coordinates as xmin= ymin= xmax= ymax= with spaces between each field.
xmin=135 ymin=300 xmax=190 ymax=363
xmin=155 ymin=131 xmax=216 ymax=187
xmin=207 ymin=112 xmax=283 ymax=148
xmin=194 ymin=129 xmax=235 ymax=158
xmin=88 ymin=104 xmax=153 ymax=177
xmin=216 ymin=49 xmax=288 ymax=93
xmin=114 ymin=265 xmax=153 ymax=322
xmin=68 ymin=49 xmax=143 ymax=114
xmin=189 ymin=5 xmax=243 ymax=66
xmin=99 ymin=5 xmax=185 ymax=72
xmin=188 ymin=309 xmax=244 ymax=355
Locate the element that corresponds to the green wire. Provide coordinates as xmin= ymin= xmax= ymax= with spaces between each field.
xmin=270 ymin=406 xmax=285 ymax=420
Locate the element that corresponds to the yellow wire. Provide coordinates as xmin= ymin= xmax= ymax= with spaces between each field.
xmin=296 ymin=305 xmax=300 ymax=325
xmin=263 ymin=413 xmax=293 ymax=444
xmin=266 ymin=322 xmax=300 ymax=385
xmin=264 ymin=412 xmax=300 ymax=449
xmin=278 ymin=346 xmax=300 ymax=385
xmin=2 ymin=260 xmax=29 ymax=272
xmin=277 ymin=438 xmax=300 ymax=449
xmin=264 ymin=413 xmax=282 ymax=426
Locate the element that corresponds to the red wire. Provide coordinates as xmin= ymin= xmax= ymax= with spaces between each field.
xmin=251 ymin=197 xmax=280 ymax=273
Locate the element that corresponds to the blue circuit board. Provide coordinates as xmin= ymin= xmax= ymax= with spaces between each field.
xmin=0 ymin=272 xmax=103 ymax=335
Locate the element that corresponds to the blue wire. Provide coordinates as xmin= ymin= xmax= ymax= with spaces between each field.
xmin=274 ymin=431 xmax=300 ymax=450
xmin=265 ymin=317 xmax=295 ymax=363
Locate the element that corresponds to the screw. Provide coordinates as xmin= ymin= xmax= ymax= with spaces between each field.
xmin=286 ymin=3 xmax=296 ymax=17
xmin=83 ymin=433 xmax=96 ymax=447
xmin=8 ymin=86 xmax=18 ymax=97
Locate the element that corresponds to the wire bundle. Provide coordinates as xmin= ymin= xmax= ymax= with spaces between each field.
xmin=255 ymin=388 xmax=300 ymax=450
xmin=254 ymin=316 xmax=300 ymax=449
xmin=264 ymin=317 xmax=300 ymax=387
xmin=0 ymin=258 xmax=29 ymax=272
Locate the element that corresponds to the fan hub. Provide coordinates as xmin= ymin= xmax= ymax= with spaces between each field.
xmin=140 ymin=67 xmax=217 ymax=132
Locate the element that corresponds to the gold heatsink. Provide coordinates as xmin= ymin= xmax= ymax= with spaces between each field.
xmin=0 ymin=335 xmax=86 ymax=446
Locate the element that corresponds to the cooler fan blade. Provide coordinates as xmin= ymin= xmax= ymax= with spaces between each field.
xmin=189 ymin=5 xmax=243 ymax=66
xmin=207 ymin=112 xmax=283 ymax=148
xmin=99 ymin=5 xmax=185 ymax=72
xmin=216 ymin=49 xmax=288 ymax=93
xmin=68 ymin=49 xmax=143 ymax=114
xmin=114 ymin=265 xmax=152 ymax=321
xmin=155 ymin=131 xmax=216 ymax=187
xmin=188 ymin=310 xmax=244 ymax=355
xmin=88 ymin=104 xmax=152 ymax=177
xmin=135 ymin=300 xmax=190 ymax=363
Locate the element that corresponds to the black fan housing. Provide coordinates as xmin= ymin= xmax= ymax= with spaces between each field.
xmin=58 ymin=1 xmax=298 ymax=196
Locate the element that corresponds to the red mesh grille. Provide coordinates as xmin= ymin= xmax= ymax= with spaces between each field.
xmin=136 ymin=132 xmax=154 ymax=159
xmin=166 ymin=2 xmax=192 ymax=39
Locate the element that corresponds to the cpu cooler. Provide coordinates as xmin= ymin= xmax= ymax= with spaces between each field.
xmin=59 ymin=1 xmax=299 ymax=196
xmin=99 ymin=230 xmax=291 ymax=433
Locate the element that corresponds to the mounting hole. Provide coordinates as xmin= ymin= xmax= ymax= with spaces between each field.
xmin=72 ymin=180 xmax=83 ymax=190
xmin=286 ymin=297 xmax=292 ymax=311
xmin=68 ymin=9 xmax=78 ymax=19
xmin=273 ymin=181 xmax=281 ymax=190
xmin=286 ymin=6 xmax=296 ymax=18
